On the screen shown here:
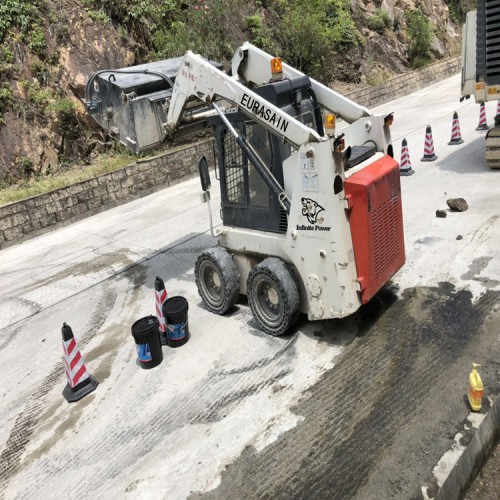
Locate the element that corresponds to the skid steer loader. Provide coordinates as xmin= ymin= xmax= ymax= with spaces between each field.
xmin=86 ymin=42 xmax=405 ymax=335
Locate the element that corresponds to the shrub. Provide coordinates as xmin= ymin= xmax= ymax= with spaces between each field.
xmin=369 ymin=8 xmax=392 ymax=34
xmin=406 ymin=9 xmax=433 ymax=66
xmin=245 ymin=14 xmax=274 ymax=52
xmin=0 ymin=82 xmax=14 ymax=110
xmin=18 ymin=156 xmax=35 ymax=178
xmin=275 ymin=0 xmax=360 ymax=82
xmin=27 ymin=26 xmax=47 ymax=57
xmin=0 ymin=0 xmax=35 ymax=42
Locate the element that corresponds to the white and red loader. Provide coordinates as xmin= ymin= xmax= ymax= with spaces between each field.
xmin=86 ymin=42 xmax=405 ymax=335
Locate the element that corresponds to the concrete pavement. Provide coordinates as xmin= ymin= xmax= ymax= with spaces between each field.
xmin=0 ymin=73 xmax=499 ymax=499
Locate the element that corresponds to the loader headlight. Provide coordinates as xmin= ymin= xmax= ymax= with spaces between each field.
xmin=384 ymin=113 xmax=394 ymax=126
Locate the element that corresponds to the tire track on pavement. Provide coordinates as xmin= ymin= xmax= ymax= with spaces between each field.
xmin=196 ymin=285 xmax=500 ymax=500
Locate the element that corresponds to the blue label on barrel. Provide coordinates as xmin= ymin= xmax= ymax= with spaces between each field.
xmin=167 ymin=322 xmax=186 ymax=341
xmin=137 ymin=343 xmax=152 ymax=362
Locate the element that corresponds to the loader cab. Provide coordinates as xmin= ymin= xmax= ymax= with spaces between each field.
xmin=211 ymin=76 xmax=324 ymax=234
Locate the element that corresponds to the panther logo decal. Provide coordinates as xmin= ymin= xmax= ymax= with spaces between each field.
xmin=301 ymin=197 xmax=325 ymax=224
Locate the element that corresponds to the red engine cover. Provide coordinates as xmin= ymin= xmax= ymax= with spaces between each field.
xmin=344 ymin=155 xmax=405 ymax=304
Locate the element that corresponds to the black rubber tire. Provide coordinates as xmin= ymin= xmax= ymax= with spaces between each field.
xmin=195 ymin=247 xmax=240 ymax=315
xmin=246 ymin=257 xmax=300 ymax=336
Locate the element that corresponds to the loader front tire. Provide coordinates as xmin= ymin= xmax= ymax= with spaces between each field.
xmin=247 ymin=257 xmax=300 ymax=336
xmin=195 ymin=247 xmax=240 ymax=315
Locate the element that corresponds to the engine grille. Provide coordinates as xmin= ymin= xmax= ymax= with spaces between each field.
xmin=372 ymin=194 xmax=404 ymax=280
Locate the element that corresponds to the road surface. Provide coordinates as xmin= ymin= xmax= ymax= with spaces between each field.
xmin=0 ymin=73 xmax=499 ymax=499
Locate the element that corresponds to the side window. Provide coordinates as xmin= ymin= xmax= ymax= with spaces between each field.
xmin=223 ymin=128 xmax=246 ymax=205
xmin=246 ymin=122 xmax=271 ymax=208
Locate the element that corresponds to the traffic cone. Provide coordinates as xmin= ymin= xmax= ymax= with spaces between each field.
xmin=155 ymin=276 xmax=169 ymax=346
xmin=399 ymin=138 xmax=415 ymax=176
xmin=448 ymin=111 xmax=464 ymax=145
xmin=421 ymin=125 xmax=438 ymax=162
xmin=61 ymin=323 xmax=98 ymax=403
xmin=496 ymin=100 xmax=500 ymax=117
xmin=476 ymin=102 xmax=488 ymax=130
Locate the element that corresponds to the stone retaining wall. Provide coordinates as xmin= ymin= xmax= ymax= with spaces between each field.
xmin=344 ymin=56 xmax=461 ymax=108
xmin=0 ymin=139 xmax=214 ymax=249
xmin=0 ymin=55 xmax=462 ymax=249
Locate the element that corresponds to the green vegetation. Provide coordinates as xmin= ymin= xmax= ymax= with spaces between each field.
xmin=406 ymin=9 xmax=434 ymax=68
xmin=0 ymin=82 xmax=14 ymax=125
xmin=369 ymin=8 xmax=392 ymax=34
xmin=245 ymin=14 xmax=274 ymax=53
xmin=446 ymin=0 xmax=467 ymax=25
xmin=272 ymin=0 xmax=361 ymax=82
xmin=0 ymin=0 xmax=34 ymax=42
xmin=0 ymin=0 xmax=455 ymax=200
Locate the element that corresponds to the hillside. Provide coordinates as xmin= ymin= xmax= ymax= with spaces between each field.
xmin=0 ymin=0 xmax=471 ymax=184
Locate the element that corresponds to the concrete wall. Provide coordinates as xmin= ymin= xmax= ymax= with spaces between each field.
xmin=0 ymin=139 xmax=214 ymax=249
xmin=0 ymin=55 xmax=462 ymax=249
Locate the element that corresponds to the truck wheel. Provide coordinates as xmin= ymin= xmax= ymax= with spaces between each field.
xmin=195 ymin=247 xmax=240 ymax=315
xmin=247 ymin=257 xmax=300 ymax=336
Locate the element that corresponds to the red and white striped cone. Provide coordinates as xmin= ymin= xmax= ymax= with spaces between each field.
xmin=448 ymin=111 xmax=464 ymax=145
xmin=421 ymin=125 xmax=438 ymax=162
xmin=155 ymin=276 xmax=169 ymax=346
xmin=399 ymin=138 xmax=415 ymax=176
xmin=476 ymin=102 xmax=489 ymax=130
xmin=62 ymin=323 xmax=98 ymax=403
xmin=496 ymin=100 xmax=500 ymax=117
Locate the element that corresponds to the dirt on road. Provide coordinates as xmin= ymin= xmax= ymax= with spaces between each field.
xmin=194 ymin=284 xmax=500 ymax=499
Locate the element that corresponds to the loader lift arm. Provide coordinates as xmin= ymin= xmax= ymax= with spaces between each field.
xmin=165 ymin=50 xmax=322 ymax=149
xmin=231 ymin=42 xmax=372 ymax=123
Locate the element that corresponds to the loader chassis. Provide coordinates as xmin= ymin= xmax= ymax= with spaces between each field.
xmin=86 ymin=43 xmax=405 ymax=335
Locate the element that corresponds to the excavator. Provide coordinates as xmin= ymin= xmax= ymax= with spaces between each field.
xmin=86 ymin=42 xmax=405 ymax=335
xmin=461 ymin=0 xmax=500 ymax=167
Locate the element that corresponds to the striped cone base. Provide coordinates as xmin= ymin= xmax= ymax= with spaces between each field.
xmin=62 ymin=323 xmax=98 ymax=403
xmin=155 ymin=276 xmax=169 ymax=346
xmin=476 ymin=103 xmax=489 ymax=131
xmin=421 ymin=125 xmax=438 ymax=162
xmin=399 ymin=138 xmax=415 ymax=176
xmin=448 ymin=111 xmax=464 ymax=145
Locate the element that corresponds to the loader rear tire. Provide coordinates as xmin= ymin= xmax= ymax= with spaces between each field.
xmin=247 ymin=257 xmax=300 ymax=336
xmin=195 ymin=247 xmax=240 ymax=315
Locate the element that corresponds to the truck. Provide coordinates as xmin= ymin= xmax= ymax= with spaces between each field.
xmin=461 ymin=0 xmax=500 ymax=167
xmin=85 ymin=42 xmax=405 ymax=335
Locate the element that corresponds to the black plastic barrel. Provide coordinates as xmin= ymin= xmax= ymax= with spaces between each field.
xmin=131 ymin=315 xmax=163 ymax=369
xmin=163 ymin=296 xmax=190 ymax=347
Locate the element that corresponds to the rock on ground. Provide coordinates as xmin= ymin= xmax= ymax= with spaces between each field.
xmin=447 ymin=198 xmax=469 ymax=212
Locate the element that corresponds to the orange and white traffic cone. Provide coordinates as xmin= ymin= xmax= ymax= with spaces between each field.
xmin=476 ymin=102 xmax=489 ymax=130
xmin=62 ymin=323 xmax=98 ymax=402
xmin=448 ymin=111 xmax=464 ymax=145
xmin=155 ymin=276 xmax=169 ymax=346
xmin=399 ymin=138 xmax=415 ymax=176
xmin=421 ymin=125 xmax=438 ymax=162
